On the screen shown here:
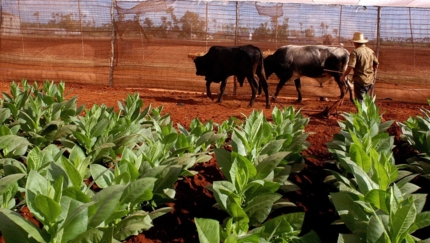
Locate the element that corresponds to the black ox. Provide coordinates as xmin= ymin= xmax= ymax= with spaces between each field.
xmin=264 ymin=45 xmax=352 ymax=103
xmin=193 ymin=45 xmax=270 ymax=108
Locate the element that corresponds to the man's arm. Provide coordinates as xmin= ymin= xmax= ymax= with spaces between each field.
xmin=340 ymin=66 xmax=353 ymax=82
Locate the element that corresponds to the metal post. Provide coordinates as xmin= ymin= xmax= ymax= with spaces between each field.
xmin=408 ymin=8 xmax=415 ymax=70
xmin=109 ymin=0 xmax=116 ymax=87
xmin=233 ymin=1 xmax=238 ymax=96
xmin=78 ymin=0 xmax=85 ymax=58
xmin=18 ymin=0 xmax=24 ymax=55
xmin=371 ymin=7 xmax=381 ymax=97
xmin=275 ymin=4 xmax=278 ymax=49
xmin=375 ymin=7 xmax=381 ymax=59
xmin=205 ymin=2 xmax=208 ymax=51
xmin=338 ymin=5 xmax=342 ymax=44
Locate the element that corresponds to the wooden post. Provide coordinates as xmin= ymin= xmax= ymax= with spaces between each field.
xmin=109 ymin=0 xmax=116 ymax=87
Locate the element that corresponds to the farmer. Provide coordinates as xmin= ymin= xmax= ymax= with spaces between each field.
xmin=340 ymin=32 xmax=379 ymax=103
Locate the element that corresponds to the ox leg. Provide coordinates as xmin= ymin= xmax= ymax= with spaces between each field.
xmin=273 ymin=78 xmax=288 ymax=102
xmin=294 ymin=78 xmax=302 ymax=103
xmin=247 ymin=76 xmax=259 ymax=107
xmin=257 ymin=73 xmax=270 ymax=109
xmin=333 ymin=75 xmax=347 ymax=104
xmin=217 ymin=79 xmax=228 ymax=103
xmin=206 ymin=81 xmax=214 ymax=100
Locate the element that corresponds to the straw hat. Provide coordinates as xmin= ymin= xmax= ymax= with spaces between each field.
xmin=350 ymin=32 xmax=368 ymax=43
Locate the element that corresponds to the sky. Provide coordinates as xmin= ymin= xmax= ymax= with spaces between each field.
xmin=2 ymin=0 xmax=430 ymax=40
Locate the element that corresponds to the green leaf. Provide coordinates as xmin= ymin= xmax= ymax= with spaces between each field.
xmin=61 ymin=157 xmax=83 ymax=189
xmin=413 ymin=211 xmax=430 ymax=231
xmin=59 ymin=197 xmax=92 ymax=243
xmin=90 ymin=164 xmax=114 ymax=189
xmin=26 ymin=170 xmax=53 ymax=221
xmin=195 ymin=217 xmax=220 ymax=243
xmin=365 ymin=189 xmax=389 ymax=213
xmin=88 ymin=185 xmax=125 ymax=227
xmin=208 ymin=181 xmax=236 ymax=212
xmin=120 ymin=177 xmax=156 ymax=205
xmin=153 ymin=165 xmax=182 ymax=194
xmin=261 ymin=212 xmax=305 ymax=239
xmin=0 ymin=173 xmax=25 ymax=194
xmin=214 ymin=148 xmax=233 ymax=182
xmin=390 ymin=198 xmax=416 ymax=242
xmin=331 ymin=192 xmax=368 ymax=235
xmin=113 ymin=212 xmax=153 ymax=240
xmin=35 ymin=195 xmax=62 ymax=225
xmin=245 ymin=193 xmax=282 ymax=226
xmin=349 ymin=143 xmax=371 ymax=173
xmin=255 ymin=152 xmax=290 ymax=180
xmin=0 ymin=208 xmax=47 ymax=243
xmin=69 ymin=227 xmax=115 ymax=243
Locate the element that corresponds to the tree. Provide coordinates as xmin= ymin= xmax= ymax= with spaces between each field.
xmin=305 ymin=25 xmax=315 ymax=37
xmin=333 ymin=28 xmax=338 ymax=37
xmin=179 ymin=11 xmax=205 ymax=39
xmin=277 ymin=17 xmax=289 ymax=40
xmin=320 ymin=22 xmax=325 ymax=36
xmin=253 ymin=22 xmax=270 ymax=41
xmin=33 ymin=12 xmax=40 ymax=28
xmin=143 ymin=18 xmax=154 ymax=29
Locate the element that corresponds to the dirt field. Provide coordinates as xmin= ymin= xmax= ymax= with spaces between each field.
xmin=1 ymin=80 xmax=429 ymax=242
xmin=1 ymin=35 xmax=430 ymax=242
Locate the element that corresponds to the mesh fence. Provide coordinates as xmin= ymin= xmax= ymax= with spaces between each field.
xmin=1 ymin=0 xmax=430 ymax=100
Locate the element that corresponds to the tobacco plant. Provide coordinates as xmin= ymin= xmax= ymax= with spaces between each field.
xmin=197 ymin=108 xmax=318 ymax=242
xmin=326 ymin=95 xmax=430 ymax=242
xmin=397 ymin=101 xmax=430 ymax=180
xmin=0 ymin=80 xmax=218 ymax=242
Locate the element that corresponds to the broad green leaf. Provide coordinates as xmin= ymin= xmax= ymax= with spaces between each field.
xmin=0 ymin=173 xmax=25 ymax=194
xmin=231 ymin=128 xmax=249 ymax=156
xmin=255 ymin=152 xmax=290 ymax=180
xmin=261 ymin=212 xmax=305 ymax=239
xmin=349 ymin=143 xmax=371 ymax=173
xmin=34 ymin=195 xmax=62 ymax=225
xmin=90 ymin=164 xmax=114 ymax=189
xmin=350 ymin=162 xmax=378 ymax=194
xmin=365 ymin=189 xmax=389 ymax=213
xmin=413 ymin=211 xmax=430 ymax=231
xmin=59 ymin=197 xmax=92 ymax=243
xmin=61 ymin=157 xmax=83 ymax=189
xmin=331 ymin=192 xmax=368 ymax=234
xmin=390 ymin=198 xmax=416 ymax=242
xmin=208 ymin=181 xmax=236 ymax=212
xmin=91 ymin=118 xmax=109 ymax=137
xmin=245 ymin=193 xmax=282 ymax=226
xmin=26 ymin=170 xmax=54 ymax=221
xmin=214 ymin=148 xmax=233 ymax=182
xmin=148 ymin=207 xmax=172 ymax=220
xmin=0 ymin=208 xmax=47 ymax=243
xmin=89 ymin=185 xmax=125 ymax=227
xmin=69 ymin=227 xmax=115 ymax=243
xmin=195 ymin=217 xmax=220 ymax=243
xmin=120 ymin=177 xmax=156 ymax=205
xmin=152 ymin=165 xmax=182 ymax=194
xmin=114 ymin=212 xmax=153 ymax=240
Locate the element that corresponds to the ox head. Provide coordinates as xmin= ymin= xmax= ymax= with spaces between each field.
xmin=193 ymin=56 xmax=206 ymax=76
